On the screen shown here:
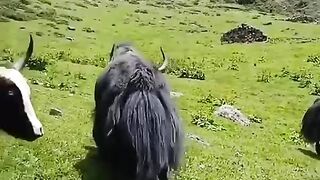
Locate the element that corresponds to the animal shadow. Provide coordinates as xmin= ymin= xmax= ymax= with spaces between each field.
xmin=297 ymin=148 xmax=320 ymax=160
xmin=74 ymin=146 xmax=112 ymax=180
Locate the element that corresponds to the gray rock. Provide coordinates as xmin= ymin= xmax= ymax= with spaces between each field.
xmin=170 ymin=91 xmax=183 ymax=98
xmin=214 ymin=104 xmax=250 ymax=126
xmin=67 ymin=26 xmax=76 ymax=31
xmin=49 ymin=108 xmax=63 ymax=117
xmin=187 ymin=133 xmax=210 ymax=146
xmin=66 ymin=37 xmax=74 ymax=41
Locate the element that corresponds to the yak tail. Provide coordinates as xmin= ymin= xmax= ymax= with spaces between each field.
xmin=118 ymin=65 xmax=181 ymax=180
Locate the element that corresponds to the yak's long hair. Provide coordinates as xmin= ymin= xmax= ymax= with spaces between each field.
xmin=301 ymin=98 xmax=320 ymax=143
xmin=93 ymin=45 xmax=184 ymax=180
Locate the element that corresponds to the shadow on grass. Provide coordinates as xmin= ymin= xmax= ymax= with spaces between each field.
xmin=297 ymin=148 xmax=320 ymax=160
xmin=74 ymin=146 xmax=112 ymax=180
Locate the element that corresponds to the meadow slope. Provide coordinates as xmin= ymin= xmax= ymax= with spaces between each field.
xmin=1 ymin=0 xmax=320 ymax=179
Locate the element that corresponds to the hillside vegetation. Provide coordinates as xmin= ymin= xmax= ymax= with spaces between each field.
xmin=1 ymin=0 xmax=320 ymax=179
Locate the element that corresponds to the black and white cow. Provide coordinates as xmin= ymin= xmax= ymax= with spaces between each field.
xmin=93 ymin=43 xmax=184 ymax=180
xmin=0 ymin=35 xmax=44 ymax=141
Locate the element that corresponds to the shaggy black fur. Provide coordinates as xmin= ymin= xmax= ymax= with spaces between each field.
xmin=93 ymin=43 xmax=184 ymax=180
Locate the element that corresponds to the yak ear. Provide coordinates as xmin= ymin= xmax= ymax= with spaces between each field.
xmin=13 ymin=34 xmax=34 ymax=71
xmin=109 ymin=43 xmax=115 ymax=61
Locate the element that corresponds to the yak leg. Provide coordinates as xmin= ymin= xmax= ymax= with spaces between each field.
xmin=316 ymin=141 xmax=320 ymax=155
xmin=158 ymin=168 xmax=169 ymax=180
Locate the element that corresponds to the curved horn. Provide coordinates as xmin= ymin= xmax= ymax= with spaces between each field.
xmin=13 ymin=34 xmax=34 ymax=71
xmin=109 ymin=43 xmax=115 ymax=62
xmin=158 ymin=47 xmax=169 ymax=72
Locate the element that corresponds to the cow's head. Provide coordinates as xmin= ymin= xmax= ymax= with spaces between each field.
xmin=109 ymin=43 xmax=169 ymax=72
xmin=0 ymin=35 xmax=44 ymax=141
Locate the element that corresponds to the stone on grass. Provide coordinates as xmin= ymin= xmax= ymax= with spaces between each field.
xmin=170 ymin=91 xmax=183 ymax=98
xmin=67 ymin=26 xmax=76 ymax=31
xmin=50 ymin=108 xmax=63 ymax=117
xmin=187 ymin=133 xmax=210 ymax=146
xmin=214 ymin=104 xmax=251 ymax=126
xmin=66 ymin=37 xmax=74 ymax=41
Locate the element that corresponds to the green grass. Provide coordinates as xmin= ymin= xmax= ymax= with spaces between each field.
xmin=1 ymin=0 xmax=320 ymax=179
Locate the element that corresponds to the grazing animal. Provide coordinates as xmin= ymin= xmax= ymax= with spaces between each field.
xmin=301 ymin=98 xmax=320 ymax=155
xmin=93 ymin=43 xmax=184 ymax=180
xmin=0 ymin=35 xmax=44 ymax=141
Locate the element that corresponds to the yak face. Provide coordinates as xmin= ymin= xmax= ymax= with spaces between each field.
xmin=0 ymin=35 xmax=43 ymax=141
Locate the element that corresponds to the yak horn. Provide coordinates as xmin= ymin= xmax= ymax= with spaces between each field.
xmin=13 ymin=34 xmax=34 ymax=71
xmin=109 ymin=43 xmax=115 ymax=62
xmin=158 ymin=47 xmax=169 ymax=71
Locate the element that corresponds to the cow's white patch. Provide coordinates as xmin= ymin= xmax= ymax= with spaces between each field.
xmin=0 ymin=67 xmax=43 ymax=136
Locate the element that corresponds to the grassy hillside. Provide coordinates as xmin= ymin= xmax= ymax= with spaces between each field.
xmin=224 ymin=0 xmax=320 ymax=21
xmin=1 ymin=0 xmax=320 ymax=179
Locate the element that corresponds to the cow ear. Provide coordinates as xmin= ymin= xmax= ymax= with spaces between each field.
xmin=13 ymin=34 xmax=34 ymax=71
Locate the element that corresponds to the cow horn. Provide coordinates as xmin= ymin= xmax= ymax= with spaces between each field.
xmin=13 ymin=34 xmax=34 ymax=71
xmin=158 ymin=47 xmax=169 ymax=72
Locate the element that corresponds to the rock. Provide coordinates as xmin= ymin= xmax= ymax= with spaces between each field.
xmin=49 ymin=108 xmax=63 ymax=116
xmin=66 ymin=37 xmax=74 ymax=41
xmin=170 ymin=91 xmax=183 ymax=98
xmin=67 ymin=26 xmax=76 ymax=31
xmin=187 ymin=133 xmax=210 ymax=146
xmin=220 ymin=23 xmax=268 ymax=44
xmin=286 ymin=15 xmax=316 ymax=24
xmin=214 ymin=104 xmax=251 ymax=126
xmin=263 ymin=22 xmax=272 ymax=25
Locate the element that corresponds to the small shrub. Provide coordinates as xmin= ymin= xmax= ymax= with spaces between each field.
xmin=306 ymin=55 xmax=320 ymax=66
xmin=0 ymin=48 xmax=15 ymax=62
xmin=310 ymin=83 xmax=320 ymax=96
xmin=248 ymin=114 xmax=263 ymax=124
xmin=27 ymin=54 xmax=52 ymax=71
xmin=53 ymin=32 xmax=65 ymax=38
xmin=82 ymin=27 xmax=95 ymax=33
xmin=227 ymin=63 xmax=239 ymax=71
xmin=60 ymin=14 xmax=83 ymax=21
xmin=74 ymin=72 xmax=87 ymax=80
xmin=289 ymin=69 xmax=313 ymax=82
xmin=37 ymin=8 xmax=57 ymax=21
xmin=134 ymin=9 xmax=148 ymax=14
xmin=281 ymin=129 xmax=304 ymax=145
xmin=198 ymin=93 xmax=215 ymax=104
xmin=191 ymin=111 xmax=226 ymax=131
xmin=166 ymin=59 xmax=206 ymax=80
xmin=257 ymin=70 xmax=272 ymax=83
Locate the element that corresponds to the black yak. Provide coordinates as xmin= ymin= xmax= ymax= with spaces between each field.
xmin=301 ymin=98 xmax=320 ymax=155
xmin=0 ymin=35 xmax=44 ymax=141
xmin=93 ymin=43 xmax=184 ymax=180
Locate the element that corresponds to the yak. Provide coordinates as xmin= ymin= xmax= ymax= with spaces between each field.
xmin=301 ymin=98 xmax=320 ymax=155
xmin=93 ymin=43 xmax=184 ymax=180
xmin=0 ymin=35 xmax=44 ymax=141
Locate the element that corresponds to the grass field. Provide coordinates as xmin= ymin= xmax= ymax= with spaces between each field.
xmin=1 ymin=0 xmax=320 ymax=179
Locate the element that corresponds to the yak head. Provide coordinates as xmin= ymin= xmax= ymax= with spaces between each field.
xmin=108 ymin=43 xmax=169 ymax=72
xmin=0 ymin=35 xmax=44 ymax=141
